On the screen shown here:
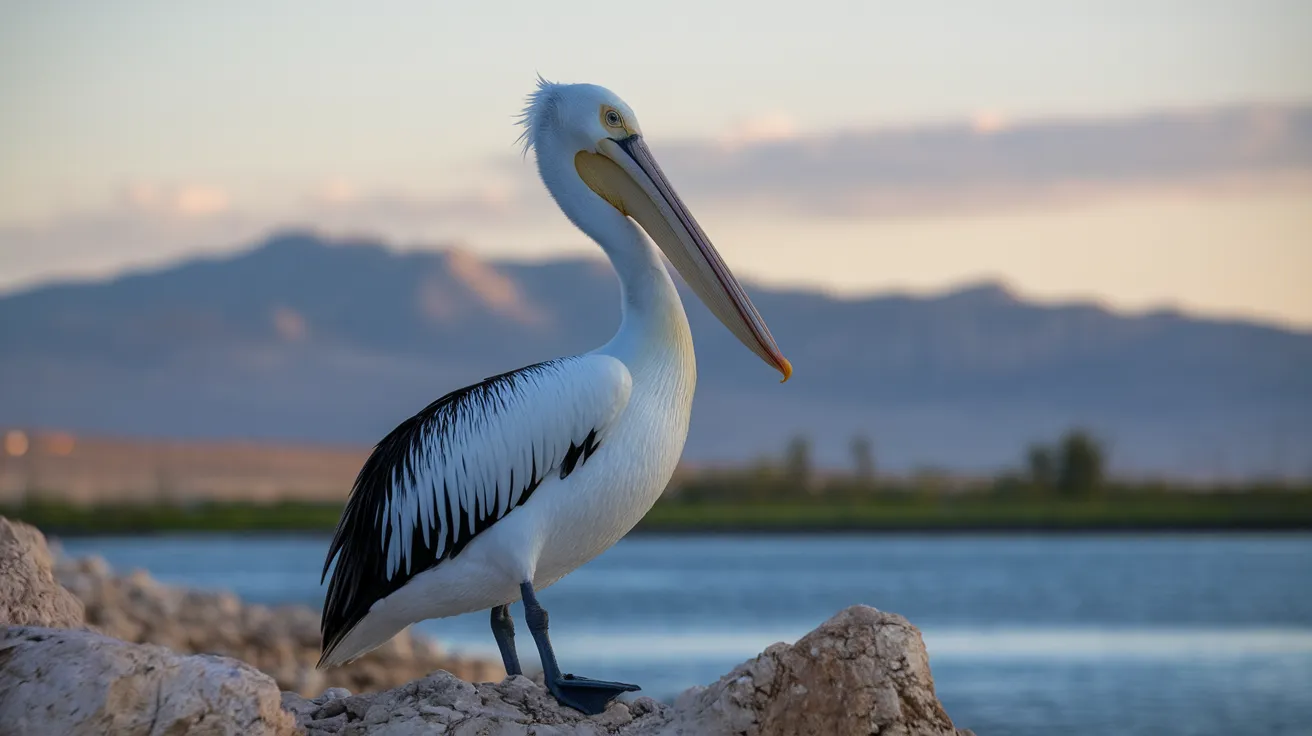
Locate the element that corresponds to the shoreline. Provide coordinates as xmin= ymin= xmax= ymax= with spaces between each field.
xmin=8 ymin=491 xmax=1312 ymax=537
xmin=30 ymin=520 xmax=1312 ymax=538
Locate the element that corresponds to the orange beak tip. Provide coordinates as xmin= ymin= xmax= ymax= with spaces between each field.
xmin=777 ymin=357 xmax=793 ymax=383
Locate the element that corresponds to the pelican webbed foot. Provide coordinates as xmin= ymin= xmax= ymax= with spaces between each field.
xmin=548 ymin=674 xmax=640 ymax=716
xmin=518 ymin=581 xmax=641 ymax=715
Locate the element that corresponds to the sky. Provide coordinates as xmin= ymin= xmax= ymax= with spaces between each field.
xmin=2 ymin=0 xmax=1311 ymax=326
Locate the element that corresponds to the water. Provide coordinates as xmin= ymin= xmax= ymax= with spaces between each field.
xmin=56 ymin=533 xmax=1312 ymax=736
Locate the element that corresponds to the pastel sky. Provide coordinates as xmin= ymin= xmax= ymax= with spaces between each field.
xmin=2 ymin=1 xmax=1310 ymax=326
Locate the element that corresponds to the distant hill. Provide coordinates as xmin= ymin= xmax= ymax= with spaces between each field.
xmin=2 ymin=231 xmax=1309 ymax=477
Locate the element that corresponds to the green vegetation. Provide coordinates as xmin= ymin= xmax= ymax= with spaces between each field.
xmin=646 ymin=490 xmax=1312 ymax=532
xmin=1024 ymin=429 xmax=1107 ymax=497
xmin=658 ymin=427 xmax=1312 ymax=531
xmin=5 ymin=428 xmax=1310 ymax=535
xmin=5 ymin=487 xmax=1312 ymax=536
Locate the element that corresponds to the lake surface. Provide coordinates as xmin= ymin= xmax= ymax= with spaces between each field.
xmin=56 ymin=533 xmax=1312 ymax=736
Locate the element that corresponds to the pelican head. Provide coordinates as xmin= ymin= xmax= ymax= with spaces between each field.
xmin=520 ymin=79 xmax=791 ymax=382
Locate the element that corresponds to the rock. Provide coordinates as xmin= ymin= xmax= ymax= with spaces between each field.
xmin=54 ymin=552 xmax=503 ymax=695
xmin=0 ymin=517 xmax=85 ymax=628
xmin=672 ymin=606 xmax=968 ymax=736
xmin=4 ymin=517 xmax=968 ymax=734
xmin=281 ymin=605 xmax=970 ymax=736
xmin=0 ymin=626 xmax=297 ymax=736
xmin=283 ymin=673 xmax=673 ymax=736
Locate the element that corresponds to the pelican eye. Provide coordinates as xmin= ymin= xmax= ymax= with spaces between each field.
xmin=605 ymin=109 xmax=623 ymax=127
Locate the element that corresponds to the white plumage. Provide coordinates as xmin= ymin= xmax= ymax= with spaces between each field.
xmin=379 ymin=355 xmax=631 ymax=580
xmin=319 ymin=78 xmax=789 ymax=713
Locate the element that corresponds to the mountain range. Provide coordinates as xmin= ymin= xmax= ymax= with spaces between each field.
xmin=2 ymin=231 xmax=1309 ymax=477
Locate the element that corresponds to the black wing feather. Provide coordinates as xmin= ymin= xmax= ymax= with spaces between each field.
xmin=318 ymin=360 xmax=603 ymax=660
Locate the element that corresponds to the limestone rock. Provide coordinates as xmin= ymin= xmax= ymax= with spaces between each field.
xmin=0 ymin=626 xmax=297 ymax=736
xmin=0 ymin=517 xmax=85 ymax=628
xmin=673 ymin=606 xmax=969 ymax=736
xmin=282 ymin=673 xmax=672 ymax=736
xmin=55 ymin=553 xmax=503 ymax=695
xmin=280 ymin=605 xmax=970 ymax=736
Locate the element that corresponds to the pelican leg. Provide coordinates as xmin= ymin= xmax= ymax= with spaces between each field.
xmin=490 ymin=604 xmax=522 ymax=677
xmin=519 ymin=581 xmax=639 ymax=715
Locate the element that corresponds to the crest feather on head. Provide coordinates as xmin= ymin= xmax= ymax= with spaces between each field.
xmin=515 ymin=74 xmax=561 ymax=158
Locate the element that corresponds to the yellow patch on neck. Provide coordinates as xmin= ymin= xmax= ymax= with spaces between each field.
xmin=574 ymin=151 xmax=633 ymax=216
xmin=573 ymin=148 xmax=687 ymax=281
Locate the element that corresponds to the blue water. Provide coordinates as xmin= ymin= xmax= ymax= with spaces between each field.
xmin=56 ymin=533 xmax=1312 ymax=736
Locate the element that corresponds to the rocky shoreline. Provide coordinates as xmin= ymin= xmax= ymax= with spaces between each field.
xmin=52 ymin=554 xmax=503 ymax=696
xmin=1 ymin=516 xmax=972 ymax=735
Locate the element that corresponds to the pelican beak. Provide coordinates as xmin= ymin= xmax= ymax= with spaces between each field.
xmin=575 ymin=135 xmax=792 ymax=382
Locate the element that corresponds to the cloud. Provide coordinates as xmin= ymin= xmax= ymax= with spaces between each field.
xmin=3 ymin=104 xmax=1310 ymax=294
xmin=970 ymin=110 xmax=1009 ymax=135
xmin=719 ymin=112 xmax=799 ymax=149
xmin=316 ymin=178 xmax=357 ymax=205
xmin=0 ymin=181 xmax=244 ymax=288
xmin=121 ymin=183 xmax=232 ymax=217
xmin=0 ymin=207 xmax=258 ymax=291
xmin=0 ymin=184 xmax=548 ymax=293
xmin=652 ymin=103 xmax=1312 ymax=217
xmin=301 ymin=184 xmax=543 ymax=232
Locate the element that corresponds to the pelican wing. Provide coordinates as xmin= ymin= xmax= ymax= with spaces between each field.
xmin=319 ymin=355 xmax=632 ymax=658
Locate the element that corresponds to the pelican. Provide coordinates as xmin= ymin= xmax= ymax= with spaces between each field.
xmin=318 ymin=78 xmax=791 ymax=715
